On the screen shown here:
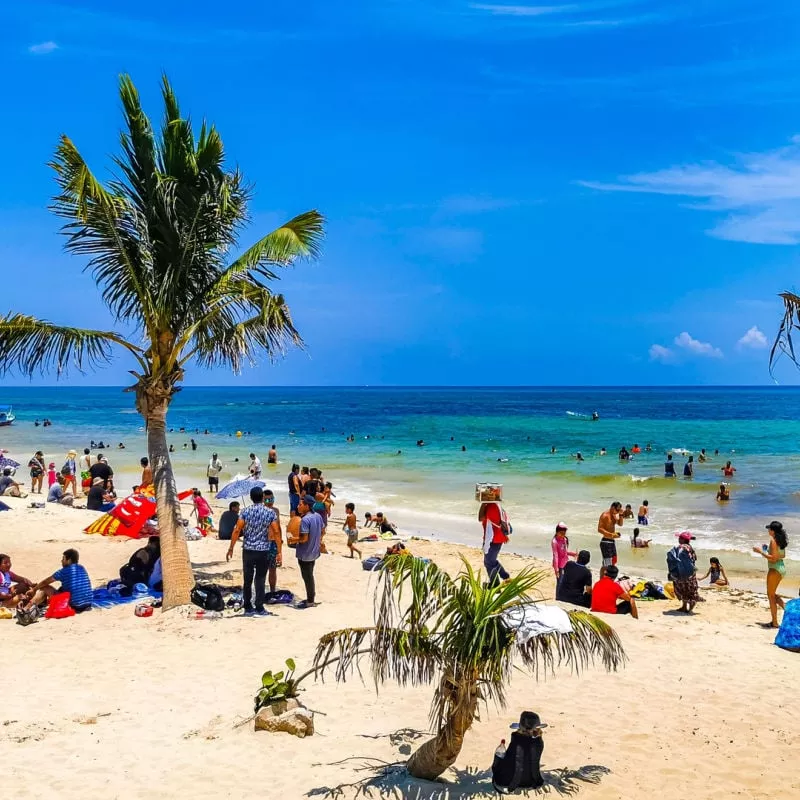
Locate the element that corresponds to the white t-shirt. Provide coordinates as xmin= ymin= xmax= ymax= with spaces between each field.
xmin=249 ymin=457 xmax=262 ymax=475
xmin=207 ymin=459 xmax=223 ymax=478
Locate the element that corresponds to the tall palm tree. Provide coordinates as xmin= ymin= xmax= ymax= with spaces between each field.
xmin=312 ymin=555 xmax=625 ymax=781
xmin=0 ymin=75 xmax=324 ymax=609
xmin=771 ymin=293 xmax=800 ymax=371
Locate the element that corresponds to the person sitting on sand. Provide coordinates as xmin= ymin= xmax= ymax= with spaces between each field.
xmin=492 ymin=711 xmax=546 ymax=791
xmin=631 ymin=527 xmax=652 ymax=548
xmin=699 ymin=557 xmax=729 ymax=587
xmin=0 ymin=554 xmax=34 ymax=608
xmin=218 ymin=502 xmax=240 ymax=541
xmin=591 ymin=565 xmax=638 ymax=619
xmin=638 ymin=499 xmax=649 ymax=525
xmin=364 ymin=512 xmax=375 ymax=528
xmin=120 ymin=537 xmax=161 ymax=591
xmin=716 ymin=483 xmax=730 ymax=502
xmin=556 ymin=550 xmax=592 ymax=608
xmin=86 ymin=477 xmax=116 ymax=512
xmin=139 ymin=457 xmax=153 ymax=489
xmin=0 ymin=468 xmax=25 ymax=498
xmin=22 ymin=549 xmax=92 ymax=613
xmin=47 ymin=475 xmax=74 ymax=506
xmin=343 ymin=503 xmax=362 ymax=559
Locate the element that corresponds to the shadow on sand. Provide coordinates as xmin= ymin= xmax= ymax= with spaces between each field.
xmin=307 ymin=760 xmax=610 ymax=799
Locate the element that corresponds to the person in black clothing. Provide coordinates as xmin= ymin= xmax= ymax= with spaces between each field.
xmin=217 ymin=502 xmax=240 ymax=541
xmin=288 ymin=463 xmax=302 ymax=517
xmin=86 ymin=478 xmax=115 ymax=512
xmin=119 ymin=537 xmax=161 ymax=591
xmin=556 ymin=550 xmax=592 ymax=608
xmin=492 ymin=711 xmax=546 ymax=791
xmin=88 ymin=456 xmax=113 ymax=487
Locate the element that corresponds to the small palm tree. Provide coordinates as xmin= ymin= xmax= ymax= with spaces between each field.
xmin=0 ymin=75 xmax=323 ymax=609
xmin=312 ymin=555 xmax=625 ymax=781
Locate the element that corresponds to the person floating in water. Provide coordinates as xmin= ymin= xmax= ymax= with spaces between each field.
xmin=591 ymin=411 xmax=599 ymax=421
xmin=573 ymin=452 xmax=584 ymax=462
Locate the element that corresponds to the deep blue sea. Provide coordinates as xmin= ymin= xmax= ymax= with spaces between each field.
xmin=2 ymin=386 xmax=798 ymax=577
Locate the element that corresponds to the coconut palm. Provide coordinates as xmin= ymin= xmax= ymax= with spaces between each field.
xmin=771 ymin=292 xmax=800 ymax=371
xmin=312 ymin=555 xmax=625 ymax=781
xmin=0 ymin=75 xmax=323 ymax=609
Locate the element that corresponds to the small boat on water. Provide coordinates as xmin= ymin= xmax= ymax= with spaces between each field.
xmin=0 ymin=406 xmax=16 ymax=426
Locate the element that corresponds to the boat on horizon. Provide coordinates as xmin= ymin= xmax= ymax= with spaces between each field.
xmin=0 ymin=406 xmax=16 ymax=426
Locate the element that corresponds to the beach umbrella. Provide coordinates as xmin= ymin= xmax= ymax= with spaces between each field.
xmin=0 ymin=455 xmax=20 ymax=469
xmin=84 ymin=492 xmax=157 ymax=539
xmin=216 ymin=476 xmax=265 ymax=500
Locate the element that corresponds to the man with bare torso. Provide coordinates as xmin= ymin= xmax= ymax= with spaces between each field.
xmin=598 ymin=501 xmax=624 ymax=578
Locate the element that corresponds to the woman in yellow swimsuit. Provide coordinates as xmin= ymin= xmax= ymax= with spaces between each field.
xmin=753 ymin=521 xmax=788 ymax=628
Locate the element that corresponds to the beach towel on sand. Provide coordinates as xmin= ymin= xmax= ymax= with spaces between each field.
xmin=502 ymin=604 xmax=573 ymax=642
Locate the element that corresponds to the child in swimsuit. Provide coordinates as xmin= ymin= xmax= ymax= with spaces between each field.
xmin=700 ymin=557 xmax=729 ymax=586
xmin=343 ymin=503 xmax=362 ymax=560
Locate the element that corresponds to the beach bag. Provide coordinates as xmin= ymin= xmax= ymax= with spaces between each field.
xmin=362 ymin=555 xmax=383 ymax=572
xmin=15 ymin=605 xmax=40 ymax=626
xmin=667 ymin=546 xmax=693 ymax=580
xmin=61 ymin=461 xmax=72 ymax=477
xmin=191 ymin=583 xmax=225 ymax=612
xmin=775 ymin=598 xmax=800 ymax=652
xmin=45 ymin=592 xmax=76 ymax=619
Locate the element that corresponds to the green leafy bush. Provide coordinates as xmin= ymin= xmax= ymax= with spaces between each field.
xmin=254 ymin=658 xmax=300 ymax=713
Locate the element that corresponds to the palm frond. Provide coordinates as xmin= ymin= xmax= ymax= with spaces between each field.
xmin=516 ymin=609 xmax=626 ymax=679
xmin=770 ymin=291 xmax=800 ymax=374
xmin=0 ymin=314 xmax=144 ymax=377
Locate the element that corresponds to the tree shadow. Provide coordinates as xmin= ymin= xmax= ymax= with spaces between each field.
xmin=307 ymin=759 xmax=610 ymax=799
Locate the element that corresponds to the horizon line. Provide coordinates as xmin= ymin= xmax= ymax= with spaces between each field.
xmin=0 ymin=384 xmax=795 ymax=390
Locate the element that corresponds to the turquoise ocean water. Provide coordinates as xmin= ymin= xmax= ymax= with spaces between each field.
xmin=1 ymin=386 xmax=798 ymax=581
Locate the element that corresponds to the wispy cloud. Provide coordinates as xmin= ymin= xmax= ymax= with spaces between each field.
xmin=737 ymin=326 xmax=769 ymax=350
xmin=674 ymin=331 xmax=723 ymax=358
xmin=28 ymin=41 xmax=58 ymax=55
xmin=468 ymin=3 xmax=579 ymax=16
xmin=649 ymin=344 xmax=674 ymax=363
xmin=580 ymin=137 xmax=800 ymax=244
xmin=404 ymin=226 xmax=484 ymax=262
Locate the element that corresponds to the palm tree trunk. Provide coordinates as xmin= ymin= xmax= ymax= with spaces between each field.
xmin=146 ymin=401 xmax=194 ymax=610
xmin=406 ymin=678 xmax=478 ymax=781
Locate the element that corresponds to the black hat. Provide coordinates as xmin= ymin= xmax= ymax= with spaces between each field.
xmin=511 ymin=711 xmax=547 ymax=731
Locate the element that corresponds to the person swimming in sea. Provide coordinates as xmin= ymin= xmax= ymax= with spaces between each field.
xmin=573 ymin=452 xmax=584 ymax=462
xmin=699 ymin=557 xmax=729 ymax=586
xmin=716 ymin=483 xmax=730 ymax=502
xmin=599 ymin=447 xmax=607 ymax=456
xmin=591 ymin=411 xmax=599 ymax=421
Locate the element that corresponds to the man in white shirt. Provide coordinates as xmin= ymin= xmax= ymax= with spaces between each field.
xmin=207 ymin=453 xmax=224 ymax=494
xmin=249 ymin=453 xmax=262 ymax=479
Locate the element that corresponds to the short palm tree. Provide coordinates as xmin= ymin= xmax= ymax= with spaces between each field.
xmin=313 ymin=555 xmax=625 ymax=781
xmin=0 ymin=75 xmax=323 ymax=609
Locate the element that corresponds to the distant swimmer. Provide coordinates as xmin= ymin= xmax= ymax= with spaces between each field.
xmin=574 ymin=452 xmax=585 ymax=462
xmin=631 ymin=527 xmax=652 ymax=548
xmin=631 ymin=444 xmax=641 ymax=454
xmin=190 ymin=438 xmax=197 ymax=451
xmin=623 ymin=504 xmax=634 ymax=520
xmin=267 ymin=444 xmax=277 ymax=465
xmin=592 ymin=411 xmax=599 ymax=421
xmin=716 ymin=483 xmax=731 ymax=502
xmin=417 ymin=440 xmax=425 ymax=447
xmin=645 ymin=443 xmax=652 ymax=452
xmin=619 ymin=447 xmax=630 ymax=461
xmin=599 ymin=447 xmax=607 ymax=456
xmin=664 ymin=453 xmax=676 ymax=478
xmin=684 ymin=456 xmax=694 ymax=478
xmin=638 ymin=500 xmax=649 ymax=525
xmin=551 ymin=446 xmax=557 ymax=454
xmin=461 ymin=445 xmax=467 ymax=452
xmin=699 ymin=448 xmax=708 ymax=462
xmin=722 ymin=460 xmax=736 ymax=478
xmin=497 ymin=458 xmax=509 ymax=463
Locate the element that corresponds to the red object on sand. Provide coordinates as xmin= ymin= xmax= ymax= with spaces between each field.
xmin=84 ymin=493 xmax=157 ymax=539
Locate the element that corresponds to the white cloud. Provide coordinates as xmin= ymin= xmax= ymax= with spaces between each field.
xmin=468 ymin=3 xmax=578 ymax=15
xmin=28 ymin=41 xmax=58 ymax=55
xmin=649 ymin=344 xmax=674 ymax=363
xmin=579 ymin=137 xmax=800 ymax=244
xmin=737 ymin=325 xmax=769 ymax=350
xmin=674 ymin=331 xmax=723 ymax=358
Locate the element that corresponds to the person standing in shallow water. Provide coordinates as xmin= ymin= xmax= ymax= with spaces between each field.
xmin=753 ymin=521 xmax=788 ymax=628
xmin=479 ymin=501 xmax=511 ymax=585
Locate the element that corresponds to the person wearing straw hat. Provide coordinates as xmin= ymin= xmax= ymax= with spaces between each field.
xmin=62 ymin=450 xmax=79 ymax=497
xmin=492 ymin=711 xmax=547 ymax=791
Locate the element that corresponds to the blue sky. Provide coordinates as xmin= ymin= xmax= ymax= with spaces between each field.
xmin=3 ymin=0 xmax=800 ymax=386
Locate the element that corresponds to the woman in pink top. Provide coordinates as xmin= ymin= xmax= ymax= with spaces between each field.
xmin=551 ymin=523 xmax=576 ymax=579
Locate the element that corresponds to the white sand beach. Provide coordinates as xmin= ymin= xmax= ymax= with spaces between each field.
xmin=1 ymin=496 xmax=798 ymax=800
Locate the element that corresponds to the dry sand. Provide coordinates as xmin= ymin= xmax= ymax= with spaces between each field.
xmin=1 ymin=496 xmax=798 ymax=800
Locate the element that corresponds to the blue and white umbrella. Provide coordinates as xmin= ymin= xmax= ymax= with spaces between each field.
xmin=0 ymin=454 xmax=20 ymax=469
xmin=216 ymin=476 xmax=265 ymax=501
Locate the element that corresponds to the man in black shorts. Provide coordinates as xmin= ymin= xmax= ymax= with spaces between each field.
xmin=207 ymin=453 xmax=223 ymax=494
xmin=597 ymin=500 xmax=623 ymax=579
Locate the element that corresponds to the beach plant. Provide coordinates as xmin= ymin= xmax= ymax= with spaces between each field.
xmin=0 ymin=76 xmax=323 ymax=609
xmin=254 ymin=658 xmax=300 ymax=713
xmin=312 ymin=555 xmax=625 ymax=782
